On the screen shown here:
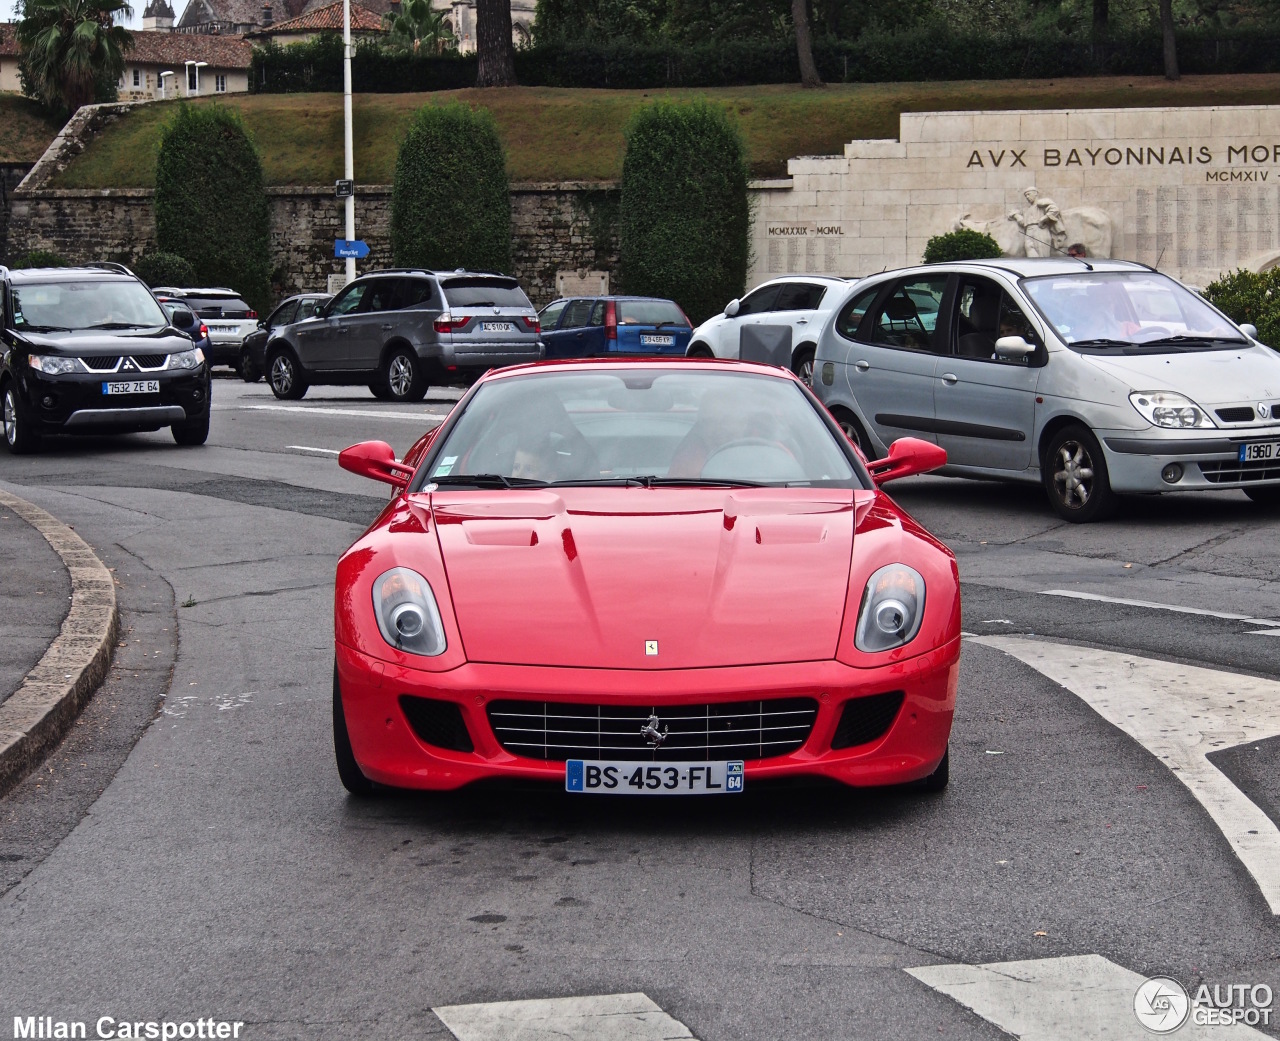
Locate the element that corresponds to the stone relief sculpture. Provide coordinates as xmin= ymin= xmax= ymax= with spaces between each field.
xmin=954 ymin=187 xmax=1115 ymax=259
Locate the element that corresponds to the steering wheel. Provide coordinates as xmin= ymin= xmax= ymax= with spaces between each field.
xmin=701 ymin=437 xmax=803 ymax=481
xmin=1132 ymin=325 xmax=1174 ymax=341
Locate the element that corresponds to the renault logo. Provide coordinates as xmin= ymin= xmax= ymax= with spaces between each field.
xmin=1260 ymin=402 xmax=1272 ymax=419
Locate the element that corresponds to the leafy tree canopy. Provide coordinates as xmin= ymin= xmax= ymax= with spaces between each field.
xmin=15 ymin=0 xmax=131 ymax=114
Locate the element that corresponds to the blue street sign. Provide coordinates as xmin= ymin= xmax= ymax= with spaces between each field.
xmin=335 ymin=239 xmax=370 ymax=259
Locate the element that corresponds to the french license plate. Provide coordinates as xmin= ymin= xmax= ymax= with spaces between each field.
xmin=1240 ymin=441 xmax=1280 ymax=462
xmin=481 ymin=321 xmax=515 ymax=333
xmin=102 ymin=380 xmax=159 ymax=395
xmin=565 ymin=759 xmax=744 ymax=795
xmin=640 ymin=334 xmax=676 ymax=346
xmin=211 ymin=324 xmax=238 ymax=333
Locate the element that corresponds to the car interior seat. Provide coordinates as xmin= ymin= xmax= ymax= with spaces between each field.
xmin=957 ymin=295 xmax=1000 ymax=358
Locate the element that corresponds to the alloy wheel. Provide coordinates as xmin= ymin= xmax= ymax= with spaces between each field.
xmin=270 ymin=355 xmax=294 ymax=395
xmin=1052 ymin=440 xmax=1095 ymax=509
xmin=388 ymin=354 xmax=413 ymax=398
xmin=4 ymin=389 xmax=16 ymax=447
xmin=798 ymin=358 xmax=814 ymax=386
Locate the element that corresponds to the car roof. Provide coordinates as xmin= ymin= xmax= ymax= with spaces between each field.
xmin=152 ymin=286 xmax=242 ymax=296
xmin=483 ymin=356 xmax=801 ymax=382
xmin=541 ymin=295 xmax=682 ymax=304
xmin=858 ymin=258 xmax=1152 ymax=281
xmin=757 ymin=274 xmax=853 ymax=288
xmin=6 ymin=267 xmax=137 ymax=283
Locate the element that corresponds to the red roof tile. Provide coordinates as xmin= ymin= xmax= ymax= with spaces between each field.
xmin=0 ymin=22 xmax=20 ymax=57
xmin=124 ymin=30 xmax=253 ymax=68
xmin=264 ymin=1 xmax=385 ymax=33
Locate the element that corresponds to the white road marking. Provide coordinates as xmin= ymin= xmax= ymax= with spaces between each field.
xmin=909 ymin=953 xmax=1268 ymax=1039
xmin=975 ymin=634 xmax=1280 ymax=914
xmin=241 ymin=403 xmax=443 ymax=422
xmin=433 ymin=993 xmax=697 ymax=1041
xmin=1040 ymin=588 xmax=1280 ymax=628
xmin=286 ymin=445 xmax=340 ymax=455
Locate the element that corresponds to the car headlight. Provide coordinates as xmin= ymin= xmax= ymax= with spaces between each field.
xmin=28 ymin=353 xmax=79 ymax=375
xmin=1129 ymin=391 xmax=1216 ymax=429
xmin=168 ymin=348 xmax=205 ymax=370
xmin=372 ymin=567 xmax=447 ymax=656
xmin=855 ymin=564 xmax=926 ymax=653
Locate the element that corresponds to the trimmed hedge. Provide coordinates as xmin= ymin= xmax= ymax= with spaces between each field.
xmin=923 ymin=230 xmax=1004 ymax=264
xmin=391 ymin=102 xmax=511 ymax=274
xmin=249 ymin=26 xmax=1280 ymax=93
xmin=1202 ymin=268 xmax=1280 ymax=350
xmin=12 ymin=249 xmax=69 ymax=268
xmin=154 ymin=104 xmax=271 ymax=314
xmin=619 ymin=101 xmax=749 ymax=325
xmin=133 ymin=251 xmax=197 ymax=288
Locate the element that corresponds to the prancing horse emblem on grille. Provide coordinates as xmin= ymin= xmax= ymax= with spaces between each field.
xmin=640 ymin=714 xmax=668 ymax=748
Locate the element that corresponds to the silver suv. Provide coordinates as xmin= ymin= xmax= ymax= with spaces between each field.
xmin=264 ymin=269 xmax=544 ymax=401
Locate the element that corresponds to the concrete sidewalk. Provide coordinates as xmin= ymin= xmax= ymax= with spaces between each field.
xmin=0 ymin=505 xmax=71 ymax=706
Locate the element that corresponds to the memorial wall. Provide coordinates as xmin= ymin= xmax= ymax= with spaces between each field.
xmin=748 ymin=105 xmax=1280 ymax=289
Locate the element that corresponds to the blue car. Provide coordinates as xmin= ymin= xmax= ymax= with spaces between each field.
xmin=539 ymin=296 xmax=693 ymax=359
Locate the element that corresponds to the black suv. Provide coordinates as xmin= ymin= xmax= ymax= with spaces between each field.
xmin=1 ymin=263 xmax=212 ymax=454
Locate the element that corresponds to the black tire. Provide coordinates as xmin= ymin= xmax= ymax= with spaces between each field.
xmin=333 ymin=662 xmax=376 ymax=796
xmin=687 ymin=342 xmax=714 ymax=359
xmin=1042 ymin=424 xmax=1117 ymax=523
xmin=917 ymin=747 xmax=949 ymax=793
xmin=2 ymin=382 xmax=41 ymax=455
xmin=267 ymin=348 xmax=308 ymax=400
xmin=369 ymin=382 xmax=393 ymax=401
xmin=171 ymin=410 xmax=210 ymax=446
xmin=379 ymin=345 xmax=426 ymax=403
xmin=830 ymin=407 xmax=871 ymax=457
xmin=1244 ymin=485 xmax=1280 ymax=506
xmin=792 ymin=345 xmax=816 ymax=386
xmin=240 ymin=350 xmax=262 ymax=383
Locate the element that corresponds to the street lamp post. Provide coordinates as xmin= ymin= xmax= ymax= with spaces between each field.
xmin=184 ymin=59 xmax=208 ymax=95
xmin=159 ymin=69 xmax=174 ymax=99
xmin=342 ymin=0 xmax=355 ymax=284
xmin=195 ymin=60 xmax=208 ymax=93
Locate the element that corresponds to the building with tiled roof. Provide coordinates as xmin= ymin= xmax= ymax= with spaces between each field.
xmin=248 ymin=0 xmax=386 ymax=44
xmin=1 ymin=23 xmax=22 ymax=93
xmin=117 ymin=30 xmax=253 ymax=98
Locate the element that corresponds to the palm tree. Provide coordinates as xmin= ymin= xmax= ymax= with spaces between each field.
xmin=384 ymin=0 xmax=456 ymax=54
xmin=16 ymin=0 xmax=132 ymax=114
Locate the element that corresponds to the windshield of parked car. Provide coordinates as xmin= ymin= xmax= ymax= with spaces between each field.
xmin=11 ymin=280 xmax=169 ymax=332
xmin=416 ymin=369 xmax=865 ymax=490
xmin=618 ymin=300 xmax=690 ymax=327
xmin=1021 ymin=271 xmax=1247 ymax=353
xmin=440 ymin=277 xmax=531 ymax=309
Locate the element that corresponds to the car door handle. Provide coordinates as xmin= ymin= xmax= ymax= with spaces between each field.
xmin=854 ymin=360 xmax=870 ymax=372
xmin=797 ymin=319 xmax=808 ymax=325
xmin=576 ymin=332 xmax=585 ymax=337
xmin=381 ymin=323 xmax=394 ymax=330
xmin=940 ymin=372 xmax=958 ymax=385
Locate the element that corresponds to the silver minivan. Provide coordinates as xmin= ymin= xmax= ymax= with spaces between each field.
xmin=812 ymin=258 xmax=1280 ymax=521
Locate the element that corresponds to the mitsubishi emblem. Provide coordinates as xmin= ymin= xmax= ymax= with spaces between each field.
xmin=121 ymin=357 xmax=137 ymax=372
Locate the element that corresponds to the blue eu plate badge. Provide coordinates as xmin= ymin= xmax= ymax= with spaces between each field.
xmin=726 ymin=761 xmax=744 ymax=792
xmin=565 ymin=760 xmax=585 ymax=792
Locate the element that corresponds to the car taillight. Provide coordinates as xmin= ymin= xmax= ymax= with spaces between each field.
xmin=434 ymin=313 xmax=468 ymax=333
xmin=605 ymin=299 xmax=617 ymax=341
xmin=200 ymin=324 xmax=209 ymax=338
xmin=247 ymin=310 xmax=257 ymax=319
xmin=523 ymin=316 xmax=540 ymax=334
xmin=678 ymin=305 xmax=692 ymax=327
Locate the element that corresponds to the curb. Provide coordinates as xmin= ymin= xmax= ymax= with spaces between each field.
xmin=0 ymin=490 xmax=119 ymax=798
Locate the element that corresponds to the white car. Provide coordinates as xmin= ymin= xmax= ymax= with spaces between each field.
xmin=686 ymin=275 xmax=853 ymax=383
xmin=153 ymin=287 xmax=259 ymax=371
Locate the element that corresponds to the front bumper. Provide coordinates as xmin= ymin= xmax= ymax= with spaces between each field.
xmin=1100 ymin=428 xmax=1280 ymax=492
xmin=335 ymin=639 xmax=959 ymax=792
xmin=18 ymin=367 xmax=210 ymax=434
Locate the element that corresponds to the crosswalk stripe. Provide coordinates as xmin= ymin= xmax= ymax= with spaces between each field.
xmin=975 ymin=634 xmax=1280 ymax=914
xmin=1040 ymin=588 xmax=1280 ymax=629
xmin=908 ymin=953 xmax=1269 ymax=1039
xmin=240 ymin=403 xmax=443 ymax=422
xmin=433 ymin=993 xmax=698 ymax=1041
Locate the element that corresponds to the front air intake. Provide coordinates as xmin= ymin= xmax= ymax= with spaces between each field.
xmin=399 ymin=696 xmax=474 ymax=752
xmin=830 ymin=691 xmax=905 ymax=750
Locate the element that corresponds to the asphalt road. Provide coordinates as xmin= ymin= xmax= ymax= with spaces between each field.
xmin=1 ymin=375 xmax=1278 ymax=1040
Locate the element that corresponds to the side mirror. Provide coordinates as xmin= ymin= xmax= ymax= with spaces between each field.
xmin=338 ymin=440 xmax=414 ymax=489
xmin=724 ymin=299 xmax=741 ymax=318
xmin=994 ymin=335 xmax=1035 ymax=361
xmin=172 ymin=309 xmax=195 ymax=330
xmin=1241 ymin=323 xmax=1259 ymax=340
xmin=867 ymin=437 xmax=947 ymax=485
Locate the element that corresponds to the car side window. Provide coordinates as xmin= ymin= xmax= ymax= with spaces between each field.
xmin=869 ymin=277 xmax=948 ymax=353
xmin=589 ymin=301 xmax=605 ymax=326
xmin=361 ymin=278 xmax=402 ymax=314
xmin=299 ymin=298 xmax=326 ymax=320
xmin=329 ymin=283 xmax=367 ymax=317
xmin=400 ymin=278 xmax=438 ymax=309
xmin=835 ymin=286 xmax=881 ymax=341
xmin=953 ymin=279 xmax=1039 ymax=362
xmin=270 ymin=300 xmax=299 ymax=328
xmin=736 ymin=284 xmax=782 ymax=316
xmin=540 ymin=300 xmax=567 ymax=329
xmin=560 ymin=299 xmax=594 ymax=329
xmin=775 ymin=282 xmax=826 ymax=311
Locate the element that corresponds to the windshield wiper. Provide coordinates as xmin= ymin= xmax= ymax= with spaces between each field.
xmin=428 ymin=474 xmax=548 ymax=489
xmin=1068 ymin=338 xmax=1135 ymax=349
xmin=87 ymin=322 xmax=151 ymax=330
xmin=463 ymin=301 xmax=497 ymax=308
xmin=544 ymin=476 xmax=766 ymax=488
xmin=1135 ymin=335 xmax=1245 ymax=347
xmin=18 ymin=324 xmax=70 ymax=332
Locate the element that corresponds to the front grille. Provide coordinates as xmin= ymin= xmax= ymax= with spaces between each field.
xmin=130 ymin=354 xmax=168 ymax=369
xmin=81 ymin=356 xmax=121 ymax=370
xmin=830 ymin=691 xmax=905 ymax=750
xmin=1215 ymin=407 xmax=1255 ymax=423
xmin=400 ymin=696 xmax=474 ymax=752
xmin=487 ymin=698 xmax=818 ymax=762
xmin=1199 ymin=459 xmax=1280 ymax=484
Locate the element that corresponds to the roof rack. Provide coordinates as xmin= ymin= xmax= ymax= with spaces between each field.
xmin=85 ymin=262 xmax=136 ymax=276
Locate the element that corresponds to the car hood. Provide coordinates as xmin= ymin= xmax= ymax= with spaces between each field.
xmin=1080 ymin=345 xmax=1280 ymax=405
xmin=20 ymin=328 xmax=192 ymax=356
xmin=431 ymin=487 xmax=856 ymax=669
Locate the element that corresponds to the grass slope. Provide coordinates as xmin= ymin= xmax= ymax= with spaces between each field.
xmin=49 ymin=74 xmax=1280 ymax=189
xmin=0 ymin=93 xmax=66 ymax=164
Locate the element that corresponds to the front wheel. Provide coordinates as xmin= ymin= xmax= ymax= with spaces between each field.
xmin=1042 ymin=424 xmax=1117 ymax=522
xmin=829 ymin=407 xmax=870 ymax=458
xmin=916 ymin=747 xmax=949 ymax=793
xmin=333 ymin=662 xmax=376 ymax=796
xmin=171 ymin=410 xmax=210 ymax=446
xmin=267 ymin=349 xmax=308 ymax=400
xmin=792 ymin=346 xmax=816 ymax=386
xmin=1245 ymin=485 xmax=1280 ymax=507
xmin=2 ymin=384 xmax=41 ymax=455
xmin=240 ymin=350 xmax=262 ymax=383
xmin=687 ymin=342 xmax=714 ymax=359
xmin=379 ymin=346 xmax=426 ymax=402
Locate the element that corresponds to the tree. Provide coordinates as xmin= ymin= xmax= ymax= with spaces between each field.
xmin=391 ymin=102 xmax=512 ymax=273
xmin=922 ymin=230 xmax=1004 ymax=264
xmin=475 ymin=0 xmax=516 ymax=86
xmin=1159 ymin=0 xmax=1179 ymax=79
xmin=619 ymin=101 xmax=750 ymax=325
xmin=1091 ymin=0 xmax=1108 ymax=34
xmin=154 ymin=104 xmax=271 ymax=314
xmin=384 ymin=0 xmax=456 ymax=53
xmin=793 ymin=0 xmax=822 ymax=87
xmin=16 ymin=0 xmax=131 ymax=114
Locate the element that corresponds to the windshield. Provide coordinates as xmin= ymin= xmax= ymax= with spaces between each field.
xmin=618 ymin=300 xmax=689 ymax=327
xmin=11 ymin=280 xmax=169 ymax=332
xmin=1021 ymin=271 xmax=1246 ymax=352
xmin=418 ymin=370 xmax=864 ymax=490
xmin=440 ymin=278 xmax=531 ymax=309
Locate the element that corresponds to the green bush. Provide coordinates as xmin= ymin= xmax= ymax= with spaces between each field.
xmin=133 ymin=251 xmax=198 ymax=288
xmin=391 ymin=102 xmax=511 ymax=273
xmin=154 ymin=104 xmax=271 ymax=313
xmin=1202 ymin=267 xmax=1280 ymax=349
xmin=12 ymin=249 xmax=69 ymax=268
xmin=923 ymin=229 xmax=1005 ymax=264
xmin=619 ymin=101 xmax=749 ymax=325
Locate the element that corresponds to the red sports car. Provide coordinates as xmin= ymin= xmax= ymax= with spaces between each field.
xmin=333 ymin=358 xmax=960 ymax=797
